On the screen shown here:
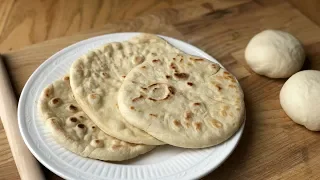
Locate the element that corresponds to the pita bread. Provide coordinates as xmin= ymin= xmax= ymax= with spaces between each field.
xmin=38 ymin=76 xmax=154 ymax=161
xmin=69 ymin=34 xmax=180 ymax=145
xmin=118 ymin=53 xmax=245 ymax=148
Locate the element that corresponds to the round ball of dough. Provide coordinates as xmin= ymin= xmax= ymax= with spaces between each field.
xmin=245 ymin=30 xmax=305 ymax=78
xmin=280 ymin=70 xmax=320 ymax=131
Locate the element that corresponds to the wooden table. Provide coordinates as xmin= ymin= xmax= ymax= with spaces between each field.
xmin=1 ymin=0 xmax=320 ymax=179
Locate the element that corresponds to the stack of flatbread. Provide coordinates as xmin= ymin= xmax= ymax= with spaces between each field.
xmin=38 ymin=33 xmax=245 ymax=161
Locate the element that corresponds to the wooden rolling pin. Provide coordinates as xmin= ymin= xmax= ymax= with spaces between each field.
xmin=0 ymin=56 xmax=44 ymax=180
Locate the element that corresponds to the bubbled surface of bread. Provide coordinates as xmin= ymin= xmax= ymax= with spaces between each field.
xmin=38 ymin=76 xmax=155 ymax=161
xmin=118 ymin=53 xmax=245 ymax=148
xmin=69 ymin=34 xmax=181 ymax=145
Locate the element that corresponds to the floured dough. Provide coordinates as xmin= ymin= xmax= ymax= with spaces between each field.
xmin=245 ymin=30 xmax=305 ymax=78
xmin=280 ymin=70 xmax=320 ymax=131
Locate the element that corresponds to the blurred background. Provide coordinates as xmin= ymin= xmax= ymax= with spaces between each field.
xmin=0 ymin=0 xmax=319 ymax=53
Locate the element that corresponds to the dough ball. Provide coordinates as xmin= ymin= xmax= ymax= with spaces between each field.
xmin=280 ymin=70 xmax=320 ymax=131
xmin=245 ymin=30 xmax=305 ymax=78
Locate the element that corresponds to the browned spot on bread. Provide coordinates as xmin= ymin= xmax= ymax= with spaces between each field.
xmin=223 ymin=71 xmax=231 ymax=76
xmin=90 ymin=94 xmax=97 ymax=99
xmin=70 ymin=117 xmax=77 ymax=122
xmin=122 ymin=75 xmax=126 ymax=78
xmin=79 ymin=116 xmax=85 ymax=119
xmin=229 ymin=77 xmax=236 ymax=82
xmin=226 ymin=75 xmax=234 ymax=79
xmin=170 ymin=63 xmax=178 ymax=72
xmin=187 ymin=62 xmax=192 ymax=66
xmin=211 ymin=119 xmax=223 ymax=128
xmin=101 ymin=72 xmax=108 ymax=77
xmin=184 ymin=111 xmax=192 ymax=119
xmin=151 ymin=52 xmax=157 ymax=56
xmin=140 ymin=87 xmax=147 ymax=91
xmin=173 ymin=58 xmax=176 ymax=60
xmin=236 ymin=107 xmax=240 ymax=111
xmin=68 ymin=104 xmax=78 ymax=112
xmin=141 ymin=66 xmax=146 ymax=69
xmin=166 ymin=75 xmax=171 ymax=79
xmin=91 ymin=126 xmax=96 ymax=129
xmin=221 ymin=110 xmax=227 ymax=117
xmin=130 ymin=106 xmax=135 ymax=110
xmin=112 ymin=144 xmax=122 ymax=149
xmin=151 ymin=87 xmax=159 ymax=93
xmin=152 ymin=59 xmax=161 ymax=63
xmin=193 ymin=102 xmax=201 ymax=106
xmin=44 ymin=88 xmax=52 ymax=98
xmin=132 ymin=95 xmax=144 ymax=102
xmin=193 ymin=122 xmax=202 ymax=131
xmin=228 ymin=84 xmax=237 ymax=88
xmin=134 ymin=56 xmax=145 ymax=64
xmin=148 ymin=97 xmax=159 ymax=101
xmin=163 ymin=95 xmax=171 ymax=100
xmin=224 ymin=76 xmax=232 ymax=80
xmin=173 ymin=120 xmax=181 ymax=127
xmin=215 ymin=84 xmax=222 ymax=91
xmin=149 ymin=114 xmax=158 ymax=117
xmin=210 ymin=64 xmax=221 ymax=74
xmin=187 ymin=82 xmax=193 ymax=86
xmin=64 ymin=76 xmax=70 ymax=81
xmin=211 ymin=64 xmax=219 ymax=69
xmin=223 ymin=72 xmax=235 ymax=81
xmin=148 ymin=83 xmax=158 ymax=88
xmin=91 ymin=139 xmax=104 ymax=147
xmin=168 ymin=86 xmax=175 ymax=95
xmin=173 ymin=73 xmax=189 ymax=80
xmin=51 ymin=98 xmax=60 ymax=104
xmin=77 ymin=124 xmax=85 ymax=128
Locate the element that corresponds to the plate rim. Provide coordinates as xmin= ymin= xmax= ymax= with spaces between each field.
xmin=18 ymin=32 xmax=245 ymax=180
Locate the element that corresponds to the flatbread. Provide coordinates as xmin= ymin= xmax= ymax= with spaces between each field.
xmin=38 ymin=76 xmax=155 ymax=161
xmin=118 ymin=53 xmax=245 ymax=148
xmin=69 ymin=34 xmax=180 ymax=145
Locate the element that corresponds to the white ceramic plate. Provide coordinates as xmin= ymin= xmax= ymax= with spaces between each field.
xmin=18 ymin=33 xmax=245 ymax=180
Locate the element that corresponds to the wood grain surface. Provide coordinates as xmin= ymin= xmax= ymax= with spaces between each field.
xmin=1 ymin=0 xmax=320 ymax=179
xmin=0 ymin=0 xmax=243 ymax=52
